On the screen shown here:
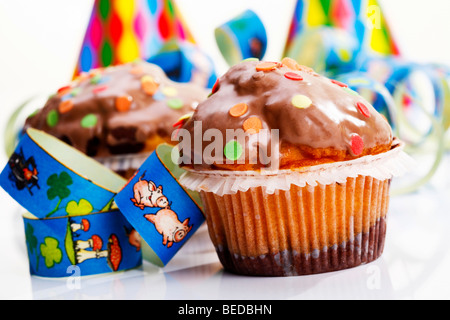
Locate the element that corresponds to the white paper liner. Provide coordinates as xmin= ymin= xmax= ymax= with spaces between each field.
xmin=179 ymin=142 xmax=415 ymax=196
xmin=96 ymin=152 xmax=151 ymax=173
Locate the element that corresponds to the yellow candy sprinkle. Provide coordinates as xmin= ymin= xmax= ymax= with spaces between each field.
xmin=162 ymin=87 xmax=178 ymax=97
xmin=292 ymin=95 xmax=312 ymax=109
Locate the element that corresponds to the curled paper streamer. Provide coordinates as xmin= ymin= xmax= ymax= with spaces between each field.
xmin=147 ymin=41 xmax=217 ymax=89
xmin=215 ymin=9 xmax=268 ymax=67
xmin=23 ymin=210 xmax=142 ymax=278
xmin=0 ymin=129 xmax=126 ymax=219
xmin=336 ymin=71 xmax=398 ymax=130
xmin=336 ymin=69 xmax=445 ymax=195
xmin=0 ymin=130 xmax=205 ymax=276
xmin=114 ymin=144 xmax=204 ymax=266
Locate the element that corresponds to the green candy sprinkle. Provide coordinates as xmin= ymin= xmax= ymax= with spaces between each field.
xmin=70 ymin=87 xmax=82 ymax=97
xmin=343 ymin=87 xmax=360 ymax=96
xmin=224 ymin=140 xmax=243 ymax=161
xmin=46 ymin=110 xmax=59 ymax=127
xmin=167 ymin=98 xmax=184 ymax=110
xmin=242 ymin=57 xmax=260 ymax=63
xmin=81 ymin=114 xmax=98 ymax=128
xmin=90 ymin=74 xmax=102 ymax=84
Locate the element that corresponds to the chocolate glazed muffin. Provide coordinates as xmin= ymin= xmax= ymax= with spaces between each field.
xmin=178 ymin=58 xmax=402 ymax=277
xmin=24 ymin=61 xmax=207 ymax=178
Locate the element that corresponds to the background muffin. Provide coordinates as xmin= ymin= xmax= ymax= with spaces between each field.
xmin=24 ymin=61 xmax=208 ymax=178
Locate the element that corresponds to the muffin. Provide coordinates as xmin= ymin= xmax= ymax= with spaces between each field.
xmin=177 ymin=58 xmax=407 ymax=277
xmin=23 ymin=61 xmax=208 ymax=178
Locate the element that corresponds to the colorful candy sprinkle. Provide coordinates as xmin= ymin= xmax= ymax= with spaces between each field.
xmin=351 ymin=134 xmax=364 ymax=156
xmin=211 ymin=79 xmax=220 ymax=94
xmin=356 ymin=102 xmax=371 ymax=118
xmin=58 ymin=100 xmax=74 ymax=114
xmin=224 ymin=140 xmax=243 ymax=161
xmin=162 ymin=87 xmax=178 ymax=97
xmin=90 ymin=73 xmax=103 ymax=85
xmin=331 ymin=79 xmax=348 ymax=88
xmin=116 ymin=96 xmax=133 ymax=112
xmin=284 ymin=72 xmax=303 ymax=81
xmin=173 ymin=113 xmax=194 ymax=128
xmin=167 ymin=98 xmax=184 ymax=110
xmin=46 ymin=110 xmax=59 ymax=128
xmin=130 ymin=66 xmax=144 ymax=75
xmin=172 ymin=113 xmax=193 ymax=139
xmin=256 ymin=62 xmax=279 ymax=72
xmin=344 ymin=87 xmax=359 ymax=96
xmin=229 ymin=103 xmax=248 ymax=118
xmin=70 ymin=87 xmax=82 ymax=97
xmin=292 ymin=95 xmax=312 ymax=109
xmin=242 ymin=58 xmax=260 ymax=63
xmin=93 ymin=85 xmax=108 ymax=94
xmin=81 ymin=114 xmax=98 ymax=128
xmin=141 ymin=76 xmax=159 ymax=96
xmin=243 ymin=116 xmax=263 ymax=134
xmin=57 ymin=86 xmax=72 ymax=97
xmin=281 ymin=57 xmax=299 ymax=70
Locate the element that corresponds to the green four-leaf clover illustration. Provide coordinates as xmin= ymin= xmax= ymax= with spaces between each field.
xmin=46 ymin=171 xmax=73 ymax=217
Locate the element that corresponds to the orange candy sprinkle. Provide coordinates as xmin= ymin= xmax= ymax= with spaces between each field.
xmin=256 ymin=62 xmax=279 ymax=72
xmin=281 ymin=57 xmax=315 ymax=73
xmin=281 ymin=57 xmax=300 ymax=71
xmin=130 ymin=66 xmax=144 ymax=75
xmin=115 ymin=96 xmax=133 ymax=112
xmin=141 ymin=76 xmax=159 ymax=96
xmin=243 ymin=116 xmax=263 ymax=134
xmin=58 ymin=100 xmax=74 ymax=114
xmin=229 ymin=103 xmax=248 ymax=118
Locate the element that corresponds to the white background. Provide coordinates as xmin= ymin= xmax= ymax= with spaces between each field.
xmin=0 ymin=0 xmax=450 ymax=300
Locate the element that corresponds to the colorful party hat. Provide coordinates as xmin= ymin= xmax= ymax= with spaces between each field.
xmin=284 ymin=0 xmax=400 ymax=62
xmin=74 ymin=0 xmax=196 ymax=76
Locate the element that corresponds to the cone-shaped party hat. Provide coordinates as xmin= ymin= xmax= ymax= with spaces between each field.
xmin=283 ymin=0 xmax=400 ymax=74
xmin=74 ymin=0 xmax=196 ymax=76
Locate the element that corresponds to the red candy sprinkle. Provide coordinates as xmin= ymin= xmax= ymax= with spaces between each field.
xmin=351 ymin=134 xmax=364 ymax=156
xmin=57 ymin=85 xmax=71 ymax=94
xmin=93 ymin=85 xmax=108 ymax=93
xmin=212 ymin=79 xmax=220 ymax=94
xmin=284 ymin=72 xmax=303 ymax=81
xmin=331 ymin=79 xmax=348 ymax=88
xmin=356 ymin=102 xmax=371 ymax=118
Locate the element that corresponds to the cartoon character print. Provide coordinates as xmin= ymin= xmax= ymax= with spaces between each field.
xmin=131 ymin=173 xmax=170 ymax=210
xmin=130 ymin=173 xmax=193 ymax=248
xmin=70 ymin=218 xmax=141 ymax=271
xmin=8 ymin=148 xmax=40 ymax=195
xmin=145 ymin=209 xmax=193 ymax=248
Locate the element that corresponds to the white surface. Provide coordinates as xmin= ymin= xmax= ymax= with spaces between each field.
xmin=1 ymin=156 xmax=450 ymax=300
xmin=0 ymin=0 xmax=450 ymax=300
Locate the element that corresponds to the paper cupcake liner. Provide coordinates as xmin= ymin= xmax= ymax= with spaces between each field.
xmin=179 ymin=141 xmax=414 ymax=196
xmin=200 ymin=176 xmax=391 ymax=277
xmin=96 ymin=152 xmax=151 ymax=178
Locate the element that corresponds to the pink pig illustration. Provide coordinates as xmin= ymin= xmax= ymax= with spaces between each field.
xmin=131 ymin=174 xmax=169 ymax=210
xmin=145 ymin=209 xmax=193 ymax=248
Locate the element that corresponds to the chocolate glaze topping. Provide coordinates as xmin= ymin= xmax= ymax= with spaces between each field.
xmin=24 ymin=61 xmax=208 ymax=158
xmin=181 ymin=59 xmax=394 ymax=170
